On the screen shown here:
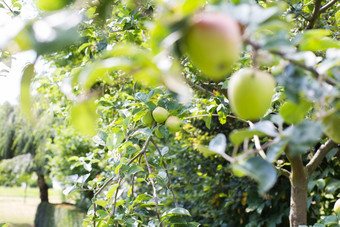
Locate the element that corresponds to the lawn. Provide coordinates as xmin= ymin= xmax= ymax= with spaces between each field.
xmin=0 ymin=187 xmax=62 ymax=227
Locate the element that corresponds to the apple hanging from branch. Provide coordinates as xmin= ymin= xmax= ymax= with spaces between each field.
xmin=228 ymin=68 xmax=276 ymax=120
xmin=183 ymin=11 xmax=242 ymax=81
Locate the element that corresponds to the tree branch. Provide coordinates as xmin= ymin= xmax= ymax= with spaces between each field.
xmin=112 ymin=178 xmax=122 ymax=216
xmin=151 ymin=138 xmax=178 ymax=207
xmin=94 ymin=135 xmax=152 ymax=197
xmin=144 ymin=151 xmax=163 ymax=227
xmin=320 ymin=0 xmax=339 ymax=13
xmin=307 ymin=0 xmax=322 ymax=29
xmin=306 ymin=140 xmax=337 ymax=176
xmin=184 ymin=76 xmax=215 ymax=96
xmin=278 ymin=167 xmax=291 ymax=179
xmin=245 ymin=39 xmax=337 ymax=86
xmin=2 ymin=0 xmax=13 ymax=13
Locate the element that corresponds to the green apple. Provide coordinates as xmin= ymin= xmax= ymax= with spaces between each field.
xmin=165 ymin=116 xmax=182 ymax=132
xmin=142 ymin=110 xmax=154 ymax=127
xmin=183 ymin=12 xmax=242 ymax=81
xmin=152 ymin=107 xmax=169 ymax=123
xmin=35 ymin=0 xmax=75 ymax=11
xmin=228 ymin=68 xmax=276 ymax=120
xmin=334 ymin=199 xmax=340 ymax=213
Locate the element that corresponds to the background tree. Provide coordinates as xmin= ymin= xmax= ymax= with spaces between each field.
xmin=0 ymin=0 xmax=339 ymax=226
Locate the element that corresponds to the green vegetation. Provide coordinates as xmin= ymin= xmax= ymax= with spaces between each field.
xmin=0 ymin=0 xmax=339 ymax=227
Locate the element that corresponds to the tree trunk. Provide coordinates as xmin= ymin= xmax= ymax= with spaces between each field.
xmin=37 ymin=174 xmax=49 ymax=203
xmin=286 ymin=153 xmax=308 ymax=227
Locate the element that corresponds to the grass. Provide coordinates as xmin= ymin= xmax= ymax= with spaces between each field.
xmin=0 ymin=186 xmax=61 ymax=198
xmin=0 ymin=186 xmax=62 ymax=227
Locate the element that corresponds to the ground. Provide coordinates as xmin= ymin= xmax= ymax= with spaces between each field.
xmin=0 ymin=187 xmax=62 ymax=227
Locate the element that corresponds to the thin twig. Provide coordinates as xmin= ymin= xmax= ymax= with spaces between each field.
xmin=278 ymin=167 xmax=291 ymax=179
xmin=184 ymin=114 xmax=248 ymax=123
xmin=320 ymin=0 xmax=339 ymax=13
xmin=245 ymin=39 xmax=336 ymax=86
xmin=93 ymin=203 xmax=97 ymax=227
xmin=94 ymin=135 xmax=152 ymax=197
xmin=306 ymin=140 xmax=337 ymax=176
xmin=248 ymin=121 xmax=266 ymax=159
xmin=112 ymin=178 xmax=122 ymax=216
xmin=237 ymin=138 xmax=280 ymax=161
xmin=307 ymin=0 xmax=322 ymax=29
xmin=2 ymin=0 xmax=13 ymax=13
xmin=131 ymin=173 xmax=136 ymax=198
xmin=184 ymin=76 xmax=215 ymax=96
xmin=184 ymin=114 xmax=218 ymax=119
xmin=151 ymin=138 xmax=178 ymax=207
xmin=144 ymin=152 xmax=163 ymax=227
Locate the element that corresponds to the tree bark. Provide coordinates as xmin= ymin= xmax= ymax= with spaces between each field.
xmin=286 ymin=153 xmax=308 ymax=227
xmin=37 ymin=174 xmax=49 ymax=203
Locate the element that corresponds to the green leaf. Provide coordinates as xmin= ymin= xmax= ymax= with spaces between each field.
xmin=135 ymin=92 xmax=149 ymax=102
xmin=71 ymin=100 xmax=98 ymax=136
xmin=286 ymin=120 xmax=323 ymax=156
xmin=96 ymin=209 xmax=109 ymax=219
xmin=20 ymin=63 xmax=35 ymax=121
xmin=336 ymin=10 xmax=340 ymax=25
xmin=230 ymin=121 xmax=278 ymax=145
xmin=322 ymin=111 xmax=340 ymax=143
xmin=208 ymin=134 xmax=227 ymax=155
xmin=106 ymin=132 xmax=125 ymax=150
xmin=232 ymin=156 xmax=277 ymax=194
xmin=127 ymin=165 xmax=143 ymax=175
xmin=158 ymin=125 xmax=170 ymax=139
xmin=17 ymin=11 xmax=82 ymax=54
xmin=321 ymin=215 xmax=338 ymax=225
xmin=161 ymin=207 xmax=191 ymax=220
xmin=95 ymin=199 xmax=108 ymax=208
xmin=300 ymin=29 xmax=340 ymax=52
xmin=107 ymin=184 xmax=119 ymax=199
xmin=325 ymin=179 xmax=340 ymax=194
xmin=63 ymin=185 xmax=78 ymax=195
xmin=279 ymin=100 xmax=312 ymax=124
xmin=0 ymin=224 xmax=10 ymax=227
xmin=266 ymin=138 xmax=289 ymax=163
xmin=196 ymin=144 xmax=215 ymax=157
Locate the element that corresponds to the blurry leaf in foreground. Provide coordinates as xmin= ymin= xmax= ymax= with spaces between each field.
xmin=232 ymin=156 xmax=277 ymax=195
xmin=208 ymin=133 xmax=227 ymax=155
xmin=71 ymin=100 xmax=99 ymax=136
xmin=322 ymin=111 xmax=340 ymax=143
xmin=20 ymin=63 xmax=35 ymax=121
xmin=35 ymin=0 xmax=76 ymax=11
xmin=12 ymin=10 xmax=82 ymax=55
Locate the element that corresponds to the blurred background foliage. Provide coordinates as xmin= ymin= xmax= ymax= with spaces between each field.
xmin=0 ymin=0 xmax=339 ymax=226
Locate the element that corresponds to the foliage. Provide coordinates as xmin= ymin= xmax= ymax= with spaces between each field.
xmin=0 ymin=0 xmax=339 ymax=226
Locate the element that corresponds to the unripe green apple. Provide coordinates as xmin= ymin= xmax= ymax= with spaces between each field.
xmin=36 ymin=0 xmax=75 ymax=11
xmin=152 ymin=107 xmax=169 ymax=123
xmin=334 ymin=199 xmax=340 ymax=213
xmin=142 ymin=110 xmax=154 ymax=127
xmin=183 ymin=12 xmax=242 ymax=81
xmin=228 ymin=68 xmax=276 ymax=120
xmin=165 ymin=116 xmax=182 ymax=133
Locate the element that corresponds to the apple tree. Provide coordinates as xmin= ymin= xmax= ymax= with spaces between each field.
xmin=1 ymin=0 xmax=340 ymax=226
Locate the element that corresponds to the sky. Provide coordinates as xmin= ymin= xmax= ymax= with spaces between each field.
xmin=0 ymin=51 xmax=37 ymax=105
xmin=0 ymin=0 xmax=37 ymax=105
